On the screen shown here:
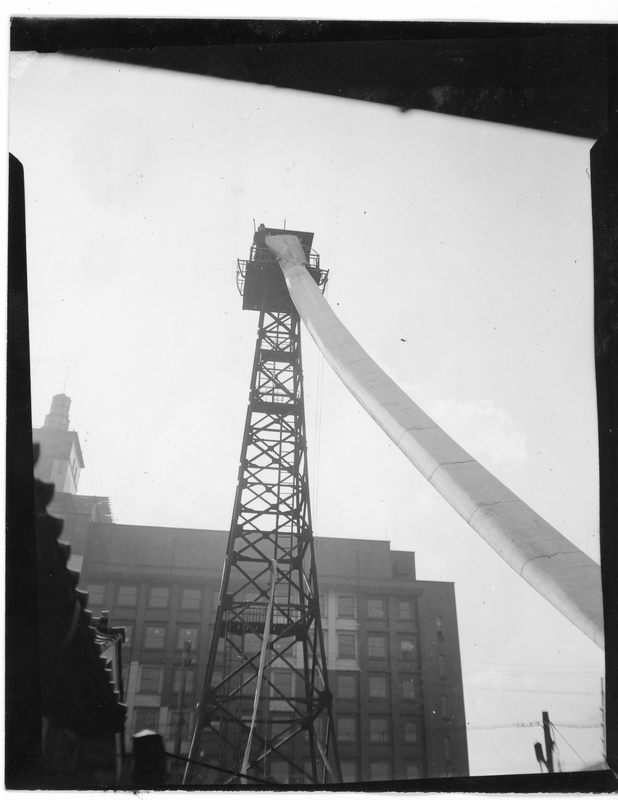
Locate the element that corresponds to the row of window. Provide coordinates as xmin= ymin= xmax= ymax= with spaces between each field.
xmin=205 ymin=668 xmax=422 ymax=704
xmin=324 ymin=632 xmax=420 ymax=660
xmin=302 ymin=759 xmax=424 ymax=783
xmin=367 ymin=633 xmax=417 ymax=660
xmin=123 ymin=628 xmax=431 ymax=672
xmin=136 ymin=663 xmax=440 ymax=709
xmin=336 ymin=715 xmax=423 ymax=744
xmin=86 ymin=585 xmax=443 ymax=650
xmin=137 ymin=664 xmax=196 ymax=694
xmin=336 ymin=672 xmax=420 ymax=701
xmin=87 ymin=584 xmax=428 ymax=623
xmin=86 ymin=584 xmax=202 ymax=610
xmin=127 ymin=625 xmax=200 ymax=651
xmin=137 ymin=665 xmax=430 ymax=708
xmin=331 ymin=595 xmax=417 ymax=621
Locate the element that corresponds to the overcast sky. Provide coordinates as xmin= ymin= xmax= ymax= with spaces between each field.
xmin=10 ymin=49 xmax=606 ymax=777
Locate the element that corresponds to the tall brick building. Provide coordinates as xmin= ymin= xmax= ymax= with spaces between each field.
xmin=78 ymin=523 xmax=468 ymax=783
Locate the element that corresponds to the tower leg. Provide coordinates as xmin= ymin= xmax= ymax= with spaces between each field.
xmin=185 ymin=308 xmax=339 ymax=785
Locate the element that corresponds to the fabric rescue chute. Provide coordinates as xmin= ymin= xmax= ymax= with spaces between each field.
xmin=265 ymin=233 xmax=604 ymax=649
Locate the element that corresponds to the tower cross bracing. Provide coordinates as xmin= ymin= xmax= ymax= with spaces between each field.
xmin=185 ymin=228 xmax=340 ymax=786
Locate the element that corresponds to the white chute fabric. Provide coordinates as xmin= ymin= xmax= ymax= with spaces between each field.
xmin=265 ymin=234 xmax=604 ymax=649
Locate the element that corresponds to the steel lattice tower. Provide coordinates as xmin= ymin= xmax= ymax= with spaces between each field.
xmin=184 ymin=227 xmax=341 ymax=786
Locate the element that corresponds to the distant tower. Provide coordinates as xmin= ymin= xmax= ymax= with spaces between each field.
xmin=43 ymin=393 xmax=71 ymax=430
xmin=185 ymin=227 xmax=340 ymax=785
xmin=33 ymin=394 xmax=84 ymax=494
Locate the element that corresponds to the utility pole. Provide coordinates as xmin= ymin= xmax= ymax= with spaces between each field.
xmin=174 ymin=641 xmax=192 ymax=764
xmin=533 ymin=711 xmax=554 ymax=773
xmin=601 ymin=677 xmax=606 ymax=760
xmin=542 ymin=711 xmax=555 ymax=773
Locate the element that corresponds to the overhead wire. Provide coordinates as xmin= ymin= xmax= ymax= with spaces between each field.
xmin=552 ymin=722 xmax=602 ymax=729
xmin=466 ymin=722 xmax=541 ymax=730
xmin=462 ymin=667 xmax=604 ymax=678
xmin=471 ymin=686 xmax=598 ymax=696
xmin=461 ymin=658 xmax=604 ymax=672
xmin=550 ymin=723 xmax=589 ymax=768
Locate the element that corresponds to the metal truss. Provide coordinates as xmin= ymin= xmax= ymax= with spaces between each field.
xmin=185 ymin=248 xmax=340 ymax=785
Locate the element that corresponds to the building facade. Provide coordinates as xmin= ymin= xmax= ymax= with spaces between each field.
xmin=34 ymin=394 xmax=468 ymax=784
xmin=78 ymin=523 xmax=468 ymax=783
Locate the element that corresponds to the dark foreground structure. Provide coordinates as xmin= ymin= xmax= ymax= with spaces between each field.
xmin=8 ymin=19 xmax=618 ymax=792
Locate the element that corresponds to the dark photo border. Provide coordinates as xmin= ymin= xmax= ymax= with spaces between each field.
xmin=7 ymin=17 xmax=618 ymax=792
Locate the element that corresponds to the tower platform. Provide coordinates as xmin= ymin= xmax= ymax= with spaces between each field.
xmin=237 ymin=227 xmax=327 ymax=313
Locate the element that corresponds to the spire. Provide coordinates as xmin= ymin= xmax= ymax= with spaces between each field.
xmin=44 ymin=394 xmax=71 ymax=431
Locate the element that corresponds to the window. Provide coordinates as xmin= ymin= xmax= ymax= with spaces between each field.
xmin=271 ymin=637 xmax=287 ymax=654
xmin=319 ymin=594 xmax=327 ymax=617
xmin=244 ymin=633 xmax=261 ymax=655
xmin=134 ymin=707 xmax=159 ymax=733
xmin=173 ymin=667 xmax=195 ymax=694
xmin=367 ymin=597 xmax=386 ymax=619
xmin=181 ymin=588 xmax=201 ymax=610
xmin=400 ymin=637 xmax=417 ymax=660
xmin=337 ymin=595 xmax=355 ymax=618
xmin=139 ymin=665 xmax=163 ymax=693
xmin=177 ymin=626 xmax=198 ymax=650
xmin=148 ymin=586 xmax=169 ymax=608
xmin=271 ymin=721 xmax=288 ymax=742
xmin=368 ymin=675 xmax=388 ymax=699
xmin=399 ymin=600 xmax=412 ymax=620
xmin=436 ymin=616 xmax=444 ymax=642
xmin=337 ymin=674 xmax=357 ymax=699
xmin=86 ymin=584 xmax=105 ymax=606
xmin=340 ymin=761 xmax=357 ymax=783
xmin=117 ymin=585 xmax=138 ymax=607
xmin=441 ymin=695 xmax=449 ymax=721
xmin=404 ymin=720 xmax=418 ymax=743
xmin=438 ymin=654 xmax=447 ymax=678
xmin=368 ymin=635 xmax=387 ymax=658
xmin=271 ymin=670 xmax=292 ymax=696
xmin=241 ymin=673 xmax=258 ymax=697
xmin=369 ymin=717 xmax=390 ymax=743
xmin=143 ymin=625 xmax=166 ymax=649
xmin=305 ymin=715 xmax=325 ymax=742
xmin=121 ymin=624 xmax=133 ymax=647
xmin=444 ymin=737 xmax=452 ymax=762
xmin=270 ymin=670 xmax=292 ymax=711
xmin=370 ymin=761 xmax=391 ymax=781
xmin=402 ymin=677 xmax=417 ymax=700
xmin=169 ymin=710 xmax=193 ymax=741
xmin=337 ymin=632 xmax=356 ymax=659
xmin=270 ymin=761 xmax=290 ymax=784
xmin=406 ymin=763 xmax=420 ymax=779
xmin=273 ymin=584 xmax=297 ymax=625
xmin=337 ymin=716 xmax=356 ymax=742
